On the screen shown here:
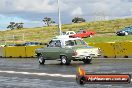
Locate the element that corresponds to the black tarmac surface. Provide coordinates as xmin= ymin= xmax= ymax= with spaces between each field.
xmin=0 ymin=58 xmax=132 ymax=88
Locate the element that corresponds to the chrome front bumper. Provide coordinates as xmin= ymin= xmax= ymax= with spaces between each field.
xmin=72 ymin=54 xmax=101 ymax=59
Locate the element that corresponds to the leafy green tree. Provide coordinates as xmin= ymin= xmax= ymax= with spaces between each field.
xmin=16 ymin=23 xmax=24 ymax=29
xmin=72 ymin=17 xmax=86 ymax=23
xmin=7 ymin=22 xmax=16 ymax=30
xmin=43 ymin=17 xmax=55 ymax=26
xmin=7 ymin=22 xmax=24 ymax=30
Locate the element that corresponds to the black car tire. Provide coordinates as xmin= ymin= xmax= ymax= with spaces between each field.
xmin=83 ymin=57 xmax=92 ymax=64
xmin=61 ymin=56 xmax=71 ymax=65
xmin=79 ymin=77 xmax=86 ymax=85
xmin=38 ymin=54 xmax=45 ymax=65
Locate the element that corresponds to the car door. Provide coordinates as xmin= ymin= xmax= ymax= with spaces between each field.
xmin=78 ymin=31 xmax=87 ymax=38
xmin=129 ymin=29 xmax=132 ymax=34
xmin=126 ymin=29 xmax=131 ymax=35
xmin=44 ymin=40 xmax=61 ymax=59
xmin=75 ymin=31 xmax=83 ymax=38
xmin=82 ymin=31 xmax=88 ymax=37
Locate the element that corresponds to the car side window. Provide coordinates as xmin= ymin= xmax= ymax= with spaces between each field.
xmin=125 ymin=29 xmax=129 ymax=32
xmin=65 ymin=40 xmax=75 ymax=46
xmin=66 ymin=32 xmax=69 ymax=35
xmin=83 ymin=31 xmax=86 ymax=33
xmin=48 ymin=40 xmax=56 ymax=47
xmin=48 ymin=40 xmax=61 ymax=47
xmin=70 ymin=32 xmax=74 ymax=35
xmin=55 ymin=40 xmax=61 ymax=47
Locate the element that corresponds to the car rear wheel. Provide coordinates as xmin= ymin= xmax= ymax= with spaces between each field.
xmin=61 ymin=56 xmax=71 ymax=65
xmin=38 ymin=54 xmax=45 ymax=65
xmin=83 ymin=57 xmax=92 ymax=64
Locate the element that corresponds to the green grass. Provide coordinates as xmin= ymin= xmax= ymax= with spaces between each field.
xmin=0 ymin=18 xmax=132 ymax=45
xmin=84 ymin=35 xmax=132 ymax=43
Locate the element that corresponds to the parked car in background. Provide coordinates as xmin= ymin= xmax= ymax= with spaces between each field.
xmin=62 ymin=31 xmax=76 ymax=36
xmin=23 ymin=42 xmax=42 ymax=46
xmin=4 ymin=42 xmax=43 ymax=47
xmin=35 ymin=36 xmax=101 ymax=65
xmin=55 ymin=31 xmax=76 ymax=38
xmin=69 ymin=30 xmax=96 ymax=38
xmin=6 ymin=44 xmax=24 ymax=46
xmin=116 ymin=26 xmax=132 ymax=36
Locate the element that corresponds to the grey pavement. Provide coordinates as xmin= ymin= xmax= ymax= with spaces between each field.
xmin=0 ymin=58 xmax=131 ymax=88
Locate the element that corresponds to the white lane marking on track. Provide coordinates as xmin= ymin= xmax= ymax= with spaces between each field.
xmin=0 ymin=70 xmax=76 ymax=78
xmin=0 ymin=70 xmax=132 ymax=81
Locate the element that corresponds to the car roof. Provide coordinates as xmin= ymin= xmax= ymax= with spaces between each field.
xmin=52 ymin=36 xmax=82 ymax=41
xmin=66 ymin=31 xmax=75 ymax=32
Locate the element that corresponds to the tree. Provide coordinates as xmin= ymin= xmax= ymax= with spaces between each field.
xmin=7 ymin=22 xmax=24 ymax=30
xmin=43 ymin=17 xmax=55 ymax=26
xmin=7 ymin=22 xmax=16 ymax=30
xmin=16 ymin=22 xmax=24 ymax=29
xmin=72 ymin=17 xmax=86 ymax=23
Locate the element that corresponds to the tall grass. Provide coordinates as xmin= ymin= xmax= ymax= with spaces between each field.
xmin=0 ymin=18 xmax=132 ymax=44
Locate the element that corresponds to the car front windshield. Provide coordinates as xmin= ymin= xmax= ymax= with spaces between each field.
xmin=65 ymin=39 xmax=86 ymax=46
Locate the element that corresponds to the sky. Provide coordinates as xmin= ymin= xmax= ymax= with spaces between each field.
xmin=0 ymin=0 xmax=132 ymax=30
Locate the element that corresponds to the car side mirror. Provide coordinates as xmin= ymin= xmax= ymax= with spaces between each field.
xmin=44 ymin=43 xmax=48 ymax=45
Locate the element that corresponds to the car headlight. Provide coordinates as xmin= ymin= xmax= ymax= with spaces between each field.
xmin=72 ymin=51 xmax=78 ymax=56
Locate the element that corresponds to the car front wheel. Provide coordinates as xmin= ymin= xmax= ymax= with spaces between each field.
xmin=89 ymin=34 xmax=93 ymax=37
xmin=83 ymin=57 xmax=92 ymax=64
xmin=38 ymin=54 xmax=45 ymax=65
xmin=61 ymin=56 xmax=71 ymax=65
xmin=125 ymin=32 xmax=128 ymax=36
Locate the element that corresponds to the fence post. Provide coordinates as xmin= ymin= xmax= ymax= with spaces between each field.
xmin=4 ymin=35 xmax=6 ymax=45
xmin=23 ymin=33 xmax=25 ymax=41
xmin=13 ymin=35 xmax=15 ymax=44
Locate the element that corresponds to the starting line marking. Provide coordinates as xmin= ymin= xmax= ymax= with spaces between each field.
xmin=0 ymin=70 xmax=132 ymax=82
xmin=0 ymin=70 xmax=76 ymax=78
